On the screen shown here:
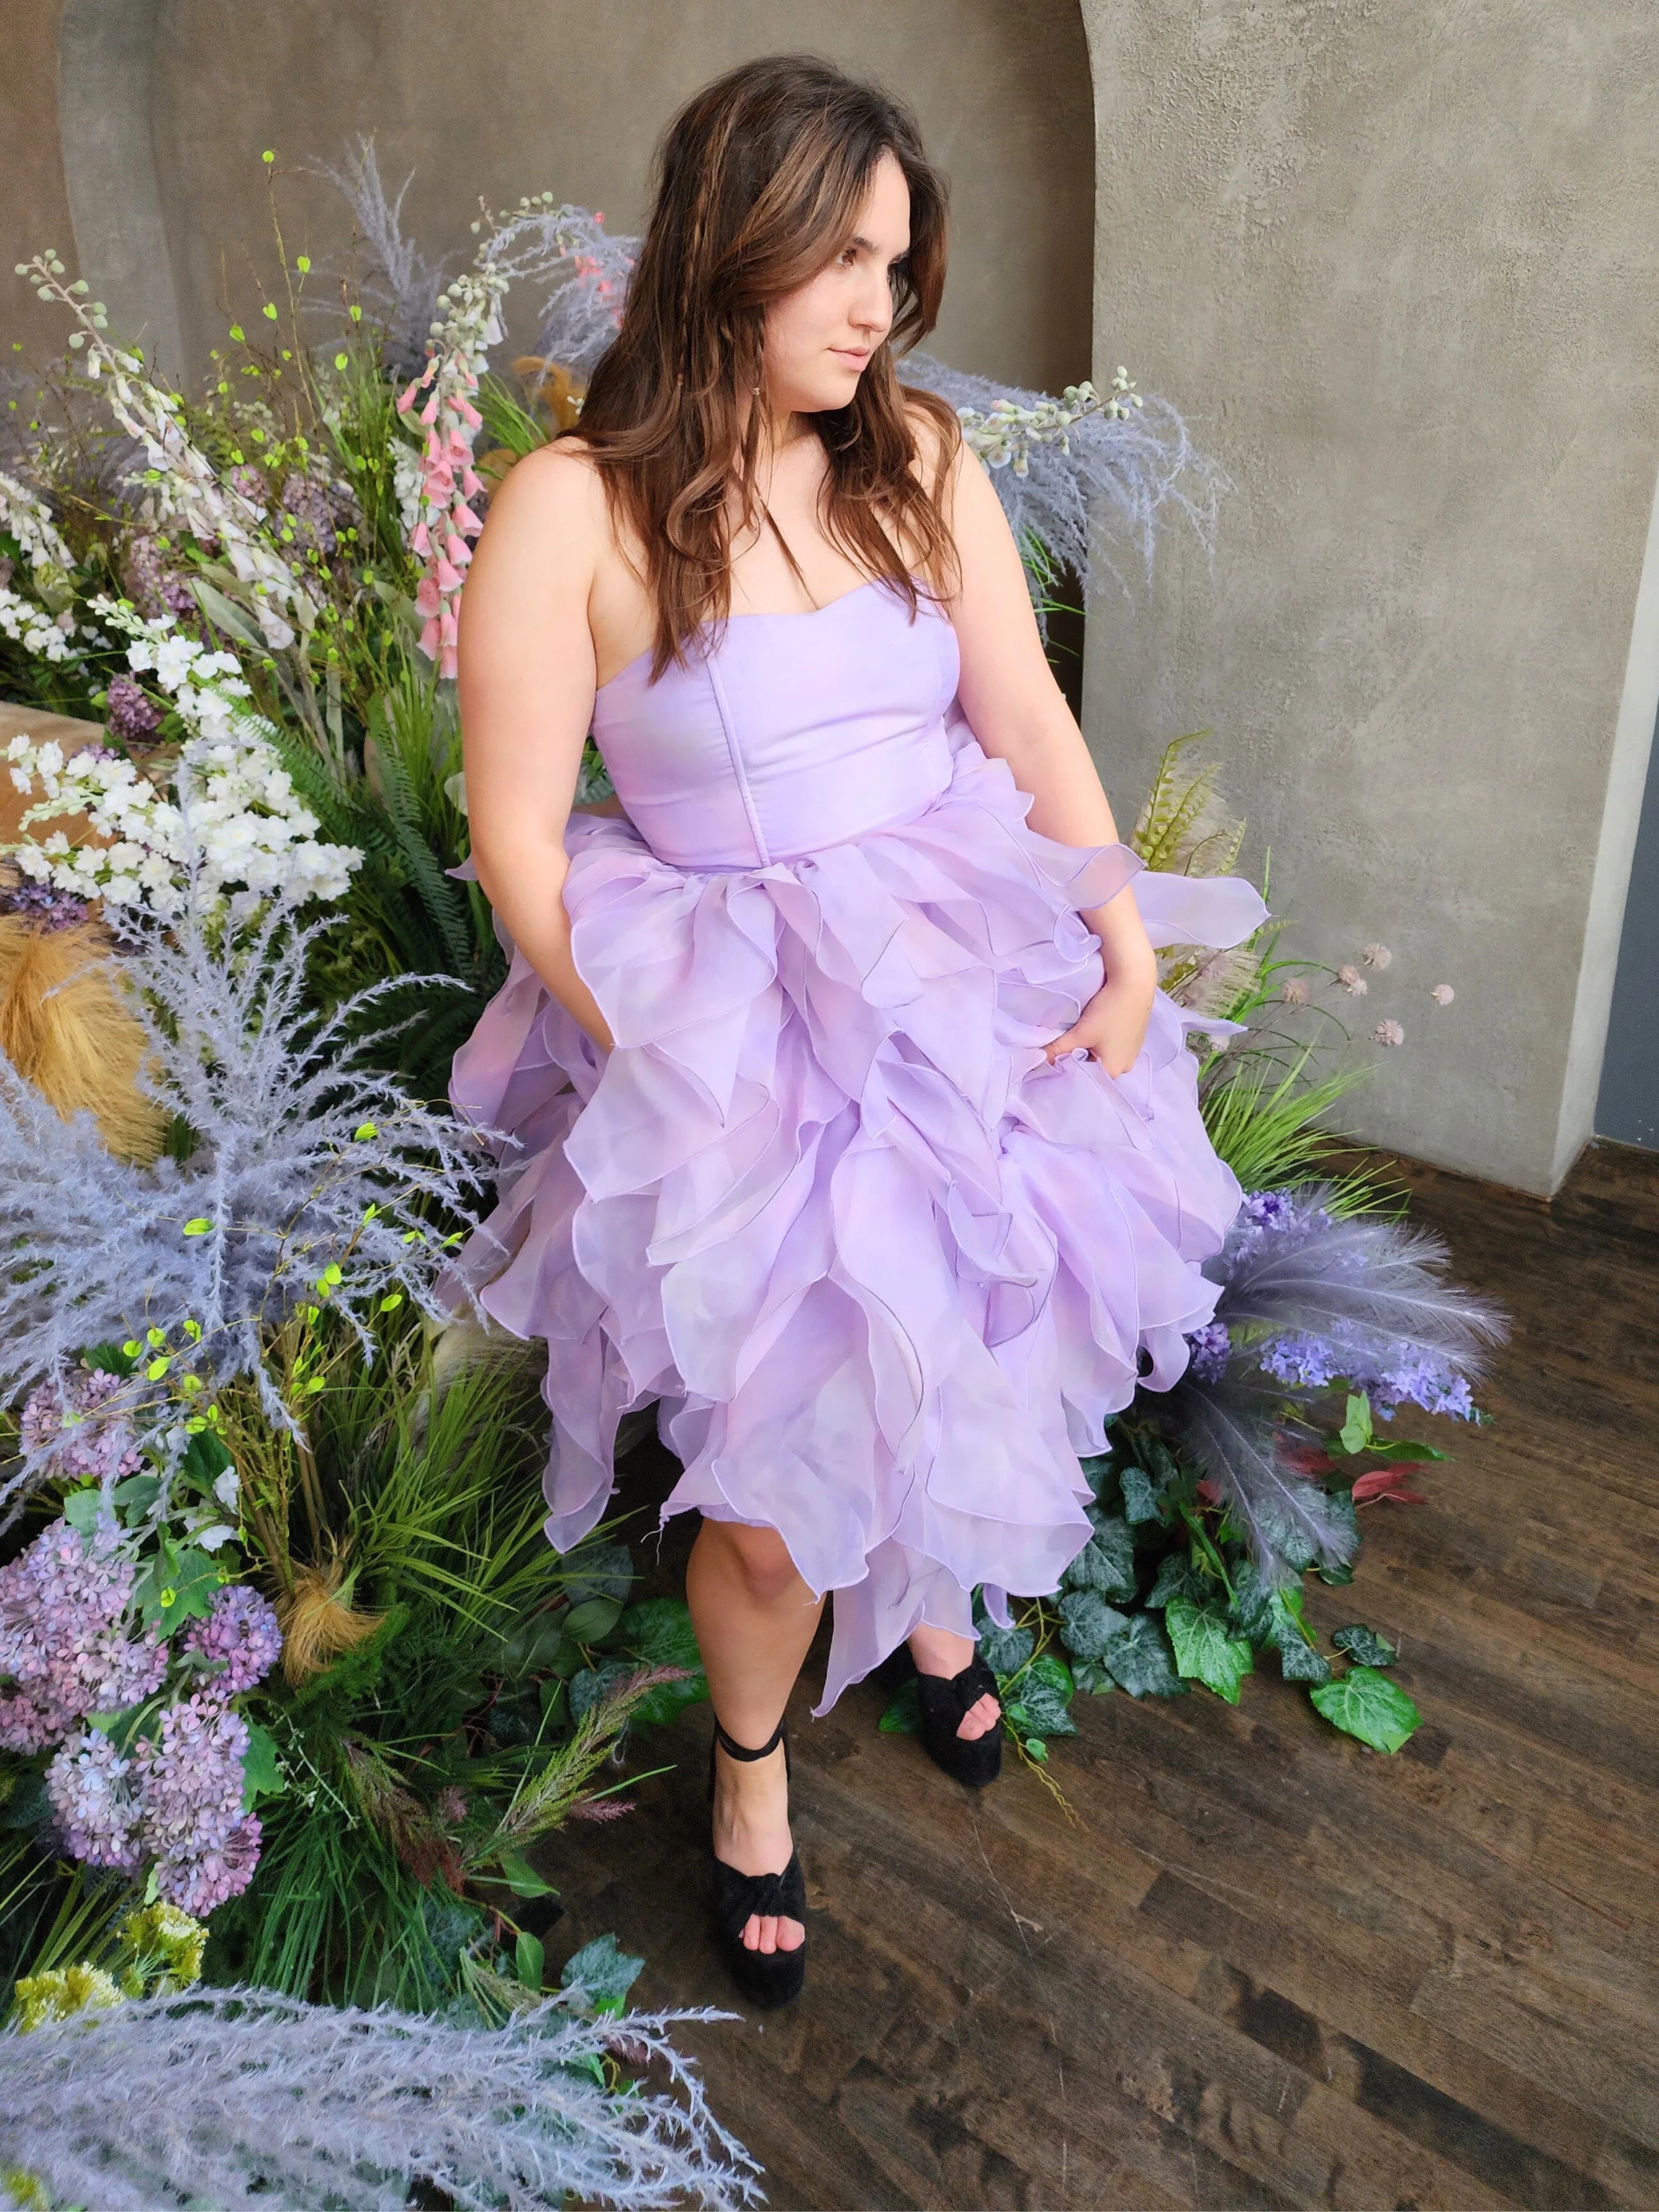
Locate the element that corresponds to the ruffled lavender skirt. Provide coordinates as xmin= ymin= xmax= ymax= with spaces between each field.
xmin=440 ymin=726 xmax=1265 ymax=1713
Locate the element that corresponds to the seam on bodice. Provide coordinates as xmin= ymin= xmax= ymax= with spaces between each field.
xmin=703 ymin=654 xmax=771 ymax=866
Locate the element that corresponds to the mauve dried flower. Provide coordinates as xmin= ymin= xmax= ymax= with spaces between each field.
xmin=0 ymin=878 xmax=91 ymax=931
xmin=1432 ymin=983 xmax=1455 ymax=1005
xmin=1336 ymin=964 xmax=1369 ymax=997
xmin=1374 ymin=1019 xmax=1405 ymax=1046
xmin=1362 ymin=942 xmax=1392 ymax=969
xmin=1280 ymin=976 xmax=1310 ymax=1006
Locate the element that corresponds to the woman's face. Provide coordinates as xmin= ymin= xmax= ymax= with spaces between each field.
xmin=761 ymin=149 xmax=911 ymax=418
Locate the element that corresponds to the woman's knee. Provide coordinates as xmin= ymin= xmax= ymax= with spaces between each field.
xmin=708 ymin=1520 xmax=802 ymax=1601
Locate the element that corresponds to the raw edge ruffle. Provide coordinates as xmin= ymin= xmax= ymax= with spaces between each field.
xmin=439 ymin=729 xmax=1268 ymax=1713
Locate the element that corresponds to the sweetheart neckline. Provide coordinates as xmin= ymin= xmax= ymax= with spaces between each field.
xmin=593 ymin=575 xmax=933 ymax=696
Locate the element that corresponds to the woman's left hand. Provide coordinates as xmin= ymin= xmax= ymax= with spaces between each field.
xmin=1044 ymin=959 xmax=1158 ymax=1077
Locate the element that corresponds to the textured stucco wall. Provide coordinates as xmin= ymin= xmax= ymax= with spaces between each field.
xmin=135 ymin=0 xmax=1093 ymax=397
xmin=0 ymin=1 xmax=75 ymax=370
xmin=1079 ymin=0 xmax=1659 ymax=1194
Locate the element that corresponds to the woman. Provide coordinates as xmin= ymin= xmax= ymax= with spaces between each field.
xmin=448 ymin=54 xmax=1263 ymax=2007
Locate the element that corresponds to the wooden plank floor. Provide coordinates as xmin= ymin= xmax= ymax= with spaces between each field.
xmin=544 ymin=1140 xmax=1659 ymax=2209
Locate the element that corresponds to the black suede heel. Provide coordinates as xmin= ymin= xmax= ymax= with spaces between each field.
xmin=906 ymin=1648 xmax=1004 ymax=1787
xmin=706 ymin=1712 xmax=807 ymax=2009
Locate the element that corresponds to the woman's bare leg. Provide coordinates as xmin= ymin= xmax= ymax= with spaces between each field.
xmin=685 ymin=1518 xmax=822 ymax=1955
xmin=906 ymin=1624 xmax=1001 ymax=1740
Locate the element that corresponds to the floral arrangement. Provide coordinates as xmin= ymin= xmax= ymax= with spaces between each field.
xmin=0 ymin=155 xmax=1506 ymax=2183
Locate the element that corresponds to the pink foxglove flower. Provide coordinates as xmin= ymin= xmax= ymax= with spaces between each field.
xmin=1431 ymin=983 xmax=1455 ymax=1005
xmin=1336 ymin=964 xmax=1368 ymax=997
xmin=1374 ymin=1019 xmax=1405 ymax=1046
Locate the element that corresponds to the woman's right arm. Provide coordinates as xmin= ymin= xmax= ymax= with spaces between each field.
xmin=456 ymin=444 xmax=615 ymax=1052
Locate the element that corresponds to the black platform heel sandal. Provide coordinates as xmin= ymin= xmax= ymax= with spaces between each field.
xmin=707 ymin=1712 xmax=807 ymax=2010
xmin=906 ymin=1647 xmax=1004 ymax=1788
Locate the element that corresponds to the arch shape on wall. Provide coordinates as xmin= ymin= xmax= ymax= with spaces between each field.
xmin=57 ymin=0 xmax=185 ymax=376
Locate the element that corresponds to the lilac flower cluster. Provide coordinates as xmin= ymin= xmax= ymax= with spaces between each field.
xmin=182 ymin=1582 xmax=282 ymax=1695
xmin=132 ymin=1692 xmax=264 ymax=1917
xmin=46 ymin=1693 xmax=264 ymax=1913
xmin=1185 ymin=1318 xmax=1231 ymax=1382
xmin=105 ymin=671 xmax=165 ymax=747
xmin=122 ymin=531 xmax=199 ymax=624
xmin=0 ymin=877 xmax=91 ymax=930
xmin=1258 ymin=1332 xmax=1475 ymax=1420
xmin=45 ymin=1728 xmax=143 ymax=1870
xmin=0 ymin=1520 xmax=165 ymax=1753
xmin=20 ymin=1366 xmax=144 ymax=1486
xmin=4 ymin=1520 xmax=278 ymax=1912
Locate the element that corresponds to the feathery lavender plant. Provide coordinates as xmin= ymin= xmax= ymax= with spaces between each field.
xmin=0 ymin=889 xmax=495 ymax=1526
xmin=1171 ymin=1186 xmax=1507 ymax=1582
xmin=306 ymin=139 xmax=456 ymax=383
xmin=896 ymin=352 xmax=1227 ymax=606
xmin=0 ymin=1984 xmax=763 ymax=2211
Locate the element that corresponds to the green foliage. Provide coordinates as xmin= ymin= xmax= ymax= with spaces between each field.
xmin=1026 ymin=1413 xmax=1422 ymax=1753
xmin=1309 ymin=1666 xmax=1421 ymax=1753
xmin=192 ymin=1314 xmax=708 ymax=2010
xmin=1165 ymin=1597 xmax=1255 ymax=1704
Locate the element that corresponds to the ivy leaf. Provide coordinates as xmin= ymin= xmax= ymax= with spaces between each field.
xmin=560 ymin=1540 xmax=634 ymax=1607
xmin=1251 ymin=1501 xmax=1319 ymax=1573
xmin=1310 ymin=1665 xmax=1420 ymax=1752
xmin=1332 ymin=1623 xmax=1397 ymax=1668
xmin=1099 ymin=1613 xmax=1186 ymax=1698
xmin=560 ymin=1931 xmax=644 ymax=2016
xmin=1057 ymin=1589 xmax=1130 ymax=1661
xmin=240 ymin=1721 xmax=285 ymax=1812
xmin=1277 ymin=1632 xmax=1333 ymax=1686
xmin=975 ymin=1618 xmax=1034 ymax=1677
xmin=1146 ymin=1552 xmax=1206 ymax=1610
xmin=1068 ymin=1512 xmax=1138 ymax=1601
xmin=1013 ymin=1674 xmax=1077 ymax=1736
xmin=1077 ymin=1452 xmax=1116 ymax=1502
xmin=1119 ymin=1465 xmax=1165 ymax=1525
xmin=1071 ymin=1658 xmax=1116 ymax=1694
xmin=1165 ymin=1597 xmax=1255 ymax=1705
xmin=567 ymin=1658 xmax=634 ymax=1724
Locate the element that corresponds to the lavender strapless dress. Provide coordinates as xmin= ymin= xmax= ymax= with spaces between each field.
xmin=441 ymin=579 xmax=1267 ymax=1713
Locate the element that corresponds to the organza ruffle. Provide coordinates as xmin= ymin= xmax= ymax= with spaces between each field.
xmin=440 ymin=730 xmax=1267 ymax=1713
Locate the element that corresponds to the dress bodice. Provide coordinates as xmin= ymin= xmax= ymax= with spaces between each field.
xmin=589 ymin=577 xmax=961 ymax=870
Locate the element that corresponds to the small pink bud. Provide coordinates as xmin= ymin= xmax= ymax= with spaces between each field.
xmin=1362 ymin=942 xmax=1392 ymax=969
xmin=1281 ymin=977 xmax=1310 ymax=1006
xmin=1374 ymin=1019 xmax=1405 ymax=1046
xmin=1337 ymin=964 xmax=1369 ymax=997
xmin=1431 ymin=983 xmax=1455 ymax=1005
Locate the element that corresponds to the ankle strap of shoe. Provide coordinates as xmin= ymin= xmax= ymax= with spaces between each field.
xmin=712 ymin=1712 xmax=787 ymax=1761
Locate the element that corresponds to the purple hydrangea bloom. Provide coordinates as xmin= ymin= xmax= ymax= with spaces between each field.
xmin=0 ymin=1519 xmax=166 ymax=1752
xmin=0 ymin=879 xmax=92 ymax=931
xmin=122 ymin=532 xmax=199 ymax=624
xmin=133 ymin=1691 xmax=262 ymax=1916
xmin=1185 ymin=1319 xmax=1232 ymax=1382
xmin=182 ymin=1583 xmax=281 ymax=1698
xmin=105 ymin=672 xmax=165 ymax=747
xmin=45 ymin=1727 xmax=144 ymax=1870
xmin=20 ymin=1368 xmax=144 ymax=1486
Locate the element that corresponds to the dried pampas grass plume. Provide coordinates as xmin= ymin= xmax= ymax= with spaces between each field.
xmin=278 ymin=1556 xmax=385 ymax=1685
xmin=0 ymin=916 xmax=165 ymax=1163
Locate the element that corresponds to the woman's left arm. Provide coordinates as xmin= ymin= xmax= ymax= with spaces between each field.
xmin=936 ymin=425 xmax=1158 ymax=1076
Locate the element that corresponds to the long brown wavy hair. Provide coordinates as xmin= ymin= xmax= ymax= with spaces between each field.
xmin=567 ymin=54 xmax=962 ymax=680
